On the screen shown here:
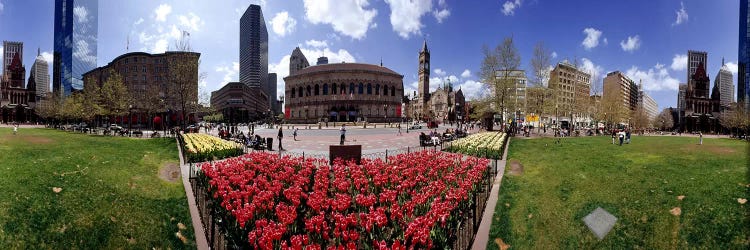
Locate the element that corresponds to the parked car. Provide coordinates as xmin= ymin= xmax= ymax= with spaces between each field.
xmin=410 ymin=123 xmax=422 ymax=129
xmin=109 ymin=124 xmax=123 ymax=131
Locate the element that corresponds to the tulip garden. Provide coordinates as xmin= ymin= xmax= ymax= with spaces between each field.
xmin=197 ymin=150 xmax=491 ymax=249
xmin=182 ymin=133 xmax=244 ymax=163
xmin=446 ymin=132 xmax=508 ymax=159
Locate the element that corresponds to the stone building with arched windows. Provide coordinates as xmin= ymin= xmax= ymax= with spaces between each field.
xmin=284 ymin=48 xmax=403 ymax=123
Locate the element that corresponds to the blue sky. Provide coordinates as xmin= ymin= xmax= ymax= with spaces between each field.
xmin=0 ymin=0 xmax=740 ymax=111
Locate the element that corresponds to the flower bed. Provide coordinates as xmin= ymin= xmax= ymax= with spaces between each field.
xmin=198 ymin=151 xmax=490 ymax=249
xmin=182 ymin=133 xmax=243 ymax=163
xmin=446 ymin=132 xmax=507 ymax=159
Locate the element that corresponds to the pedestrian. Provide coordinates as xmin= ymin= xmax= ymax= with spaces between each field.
xmin=611 ymin=129 xmax=616 ymax=144
xmin=13 ymin=124 xmax=18 ymax=135
xmin=293 ymin=128 xmax=298 ymax=141
xmin=340 ymin=124 xmax=346 ymax=145
xmin=397 ymin=123 xmax=402 ymax=136
xmin=699 ymin=132 xmax=703 ymax=145
xmin=277 ymin=127 xmax=284 ymax=151
xmin=619 ymin=131 xmax=625 ymax=146
xmin=626 ymin=129 xmax=631 ymax=144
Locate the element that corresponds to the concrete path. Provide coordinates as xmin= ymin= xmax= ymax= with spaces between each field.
xmin=175 ymin=138 xmax=209 ymax=250
xmin=471 ymin=137 xmax=511 ymax=250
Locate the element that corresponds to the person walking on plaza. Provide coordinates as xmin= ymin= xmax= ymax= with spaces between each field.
xmin=277 ymin=127 xmax=285 ymax=151
xmin=397 ymin=123 xmax=402 ymax=136
xmin=626 ymin=129 xmax=631 ymax=144
xmin=293 ymin=128 xmax=299 ymax=141
xmin=13 ymin=124 xmax=18 ymax=135
xmin=611 ymin=129 xmax=616 ymax=144
xmin=340 ymin=124 xmax=347 ymax=145
xmin=699 ymin=132 xmax=703 ymax=145
xmin=618 ymin=130 xmax=625 ymax=146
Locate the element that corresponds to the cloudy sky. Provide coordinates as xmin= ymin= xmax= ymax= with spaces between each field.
xmin=0 ymin=0 xmax=741 ymax=110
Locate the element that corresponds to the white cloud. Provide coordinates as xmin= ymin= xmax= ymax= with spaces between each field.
xmin=134 ymin=18 xmax=144 ymax=26
xmin=461 ymin=69 xmax=471 ymax=78
xmin=152 ymin=39 xmax=169 ymax=53
xmin=619 ymin=35 xmax=641 ymax=52
xmin=270 ymin=11 xmax=297 ymax=37
xmin=73 ymin=6 xmax=89 ymax=23
xmin=215 ymin=62 xmax=240 ymax=84
xmin=603 ymin=37 xmax=608 ymax=45
xmin=154 ymin=4 xmax=172 ymax=22
xmin=40 ymin=51 xmax=54 ymax=64
xmin=581 ymin=28 xmax=603 ymax=50
xmin=673 ymin=2 xmax=688 ymax=26
xmin=404 ymin=81 xmax=419 ymax=99
xmin=502 ymin=0 xmax=522 ymax=16
xmin=625 ymin=63 xmax=680 ymax=91
xmin=73 ymin=39 xmax=96 ymax=65
xmin=725 ymin=62 xmax=738 ymax=75
xmin=434 ymin=68 xmax=446 ymax=76
xmin=457 ymin=80 xmax=485 ymax=100
xmin=178 ymin=13 xmax=204 ymax=31
xmin=269 ymin=55 xmax=291 ymax=101
xmin=580 ymin=58 xmax=604 ymax=86
xmin=384 ymin=0 xmax=433 ymax=39
xmin=303 ymin=0 xmax=378 ymax=40
xmin=430 ymin=75 xmax=459 ymax=92
xmin=433 ymin=9 xmax=450 ymax=23
xmin=551 ymin=51 xmax=557 ymax=58
xmin=305 ymin=39 xmax=328 ymax=48
xmin=0 ymin=1 xmax=4 ymax=12
xmin=670 ymin=54 xmax=687 ymax=71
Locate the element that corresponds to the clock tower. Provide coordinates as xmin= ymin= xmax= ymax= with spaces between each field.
xmin=417 ymin=40 xmax=430 ymax=119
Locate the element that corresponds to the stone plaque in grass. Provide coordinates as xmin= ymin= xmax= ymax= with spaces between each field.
xmin=583 ymin=207 xmax=617 ymax=240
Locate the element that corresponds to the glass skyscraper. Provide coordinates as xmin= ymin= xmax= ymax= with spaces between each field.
xmin=53 ymin=0 xmax=98 ymax=97
xmin=740 ymin=0 xmax=749 ymax=109
xmin=240 ymin=5 xmax=269 ymax=107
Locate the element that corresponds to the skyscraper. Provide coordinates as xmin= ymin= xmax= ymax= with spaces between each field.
xmin=30 ymin=48 xmax=50 ymax=99
xmin=239 ymin=4 xmax=269 ymax=108
xmin=714 ymin=59 xmax=734 ymax=109
xmin=268 ymin=73 xmax=278 ymax=113
xmin=53 ymin=0 xmax=98 ymax=97
xmin=739 ymin=0 xmax=750 ymax=109
xmin=687 ymin=50 xmax=708 ymax=98
xmin=2 ymin=41 xmax=23 ymax=82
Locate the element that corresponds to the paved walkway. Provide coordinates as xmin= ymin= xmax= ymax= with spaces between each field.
xmin=175 ymin=138 xmax=209 ymax=250
xmin=472 ymin=137 xmax=511 ymax=250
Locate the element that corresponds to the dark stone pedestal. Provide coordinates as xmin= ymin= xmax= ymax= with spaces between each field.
xmin=329 ymin=145 xmax=362 ymax=165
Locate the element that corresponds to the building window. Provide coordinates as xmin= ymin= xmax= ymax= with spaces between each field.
xmin=349 ymin=83 xmax=355 ymax=94
xmin=367 ymin=83 xmax=372 ymax=94
xmin=323 ymin=84 xmax=329 ymax=95
xmin=307 ymin=85 xmax=312 ymax=96
xmin=332 ymin=83 xmax=337 ymax=94
xmin=134 ymin=57 xmax=138 ymax=62
xmin=341 ymin=83 xmax=346 ymax=94
xmin=391 ymin=86 xmax=395 ymax=96
xmin=315 ymin=84 xmax=320 ymax=96
xmin=358 ymin=83 xmax=364 ymax=94
xmin=376 ymin=84 xmax=380 ymax=95
xmin=298 ymin=86 xmax=303 ymax=97
xmin=291 ymin=88 xmax=296 ymax=98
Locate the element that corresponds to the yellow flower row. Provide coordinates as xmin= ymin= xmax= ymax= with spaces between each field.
xmin=448 ymin=132 xmax=507 ymax=158
xmin=182 ymin=133 xmax=242 ymax=154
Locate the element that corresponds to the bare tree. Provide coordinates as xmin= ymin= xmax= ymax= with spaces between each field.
xmin=629 ymin=106 xmax=651 ymax=131
xmin=653 ymin=108 xmax=675 ymax=131
xmin=478 ymin=37 xmax=522 ymax=131
xmin=529 ymin=42 xmax=551 ymax=87
xmin=170 ymin=33 xmax=201 ymax=128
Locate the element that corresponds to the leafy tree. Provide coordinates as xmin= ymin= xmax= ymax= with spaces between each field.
xmin=653 ymin=108 xmax=675 ymax=131
xmin=100 ymin=70 xmax=130 ymax=124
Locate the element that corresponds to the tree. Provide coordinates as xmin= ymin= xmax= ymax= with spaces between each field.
xmin=720 ymin=102 xmax=750 ymax=137
xmin=35 ymin=94 xmax=63 ymax=124
xmin=629 ymin=106 xmax=651 ymax=130
xmin=167 ymin=32 xmax=202 ymax=128
xmin=529 ymin=42 xmax=552 ymax=88
xmin=653 ymin=108 xmax=675 ymax=131
xmin=61 ymin=92 xmax=85 ymax=122
xmin=100 ymin=70 xmax=130 ymax=124
xmin=478 ymin=37 xmax=522 ymax=130
xmin=600 ymin=81 xmax=628 ymax=128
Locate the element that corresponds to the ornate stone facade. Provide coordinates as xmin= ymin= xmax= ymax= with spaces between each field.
xmin=1 ymin=52 xmax=36 ymax=122
xmin=408 ymin=41 xmax=465 ymax=123
xmin=284 ymin=50 xmax=403 ymax=123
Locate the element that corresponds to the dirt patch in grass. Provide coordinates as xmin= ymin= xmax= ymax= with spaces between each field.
xmin=21 ymin=135 xmax=52 ymax=144
xmin=159 ymin=162 xmax=181 ymax=183
xmin=508 ymin=160 xmax=524 ymax=176
xmin=685 ymin=144 xmax=736 ymax=155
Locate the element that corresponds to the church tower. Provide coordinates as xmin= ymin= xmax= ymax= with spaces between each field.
xmin=418 ymin=40 xmax=430 ymax=100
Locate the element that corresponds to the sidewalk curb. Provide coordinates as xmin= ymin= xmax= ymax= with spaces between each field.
xmin=176 ymin=137 xmax=209 ymax=250
xmin=471 ymin=137 xmax=511 ymax=250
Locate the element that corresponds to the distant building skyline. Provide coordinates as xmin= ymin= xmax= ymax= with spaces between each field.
xmin=740 ymin=0 xmax=749 ymax=109
xmin=30 ymin=48 xmax=50 ymax=99
xmin=53 ymin=0 xmax=98 ymax=97
xmin=239 ymin=4 xmax=270 ymax=109
xmin=2 ymin=41 xmax=23 ymax=83
xmin=715 ymin=60 xmax=734 ymax=109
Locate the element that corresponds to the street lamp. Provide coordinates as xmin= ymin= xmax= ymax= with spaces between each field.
xmin=128 ymin=104 xmax=133 ymax=136
xmin=384 ymin=104 xmax=388 ymax=125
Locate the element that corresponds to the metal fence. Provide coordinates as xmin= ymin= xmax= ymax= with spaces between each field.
xmin=182 ymin=136 xmax=503 ymax=249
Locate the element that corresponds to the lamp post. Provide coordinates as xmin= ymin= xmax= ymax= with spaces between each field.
xmin=128 ymin=104 xmax=133 ymax=136
xmin=384 ymin=104 xmax=388 ymax=125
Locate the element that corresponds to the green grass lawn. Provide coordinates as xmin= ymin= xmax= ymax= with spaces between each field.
xmin=0 ymin=128 xmax=195 ymax=249
xmin=488 ymin=136 xmax=749 ymax=249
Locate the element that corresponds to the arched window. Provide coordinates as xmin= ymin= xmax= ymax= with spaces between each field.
xmin=291 ymin=88 xmax=296 ymax=98
xmin=358 ymin=83 xmax=364 ymax=94
xmin=331 ymin=83 xmax=337 ymax=94
xmin=307 ymin=85 xmax=312 ymax=96
xmin=375 ymin=84 xmax=380 ymax=95
xmin=349 ymin=83 xmax=355 ymax=94
xmin=315 ymin=84 xmax=320 ymax=96
xmin=298 ymin=86 xmax=304 ymax=97
xmin=340 ymin=83 xmax=346 ymax=94
xmin=367 ymin=83 xmax=372 ymax=94
xmin=391 ymin=86 xmax=395 ymax=96
xmin=323 ymin=84 xmax=329 ymax=95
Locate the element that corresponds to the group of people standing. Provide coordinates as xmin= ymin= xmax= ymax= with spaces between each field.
xmin=611 ymin=129 xmax=632 ymax=146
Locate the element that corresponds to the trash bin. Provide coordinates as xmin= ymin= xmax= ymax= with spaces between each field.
xmin=266 ymin=137 xmax=273 ymax=150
